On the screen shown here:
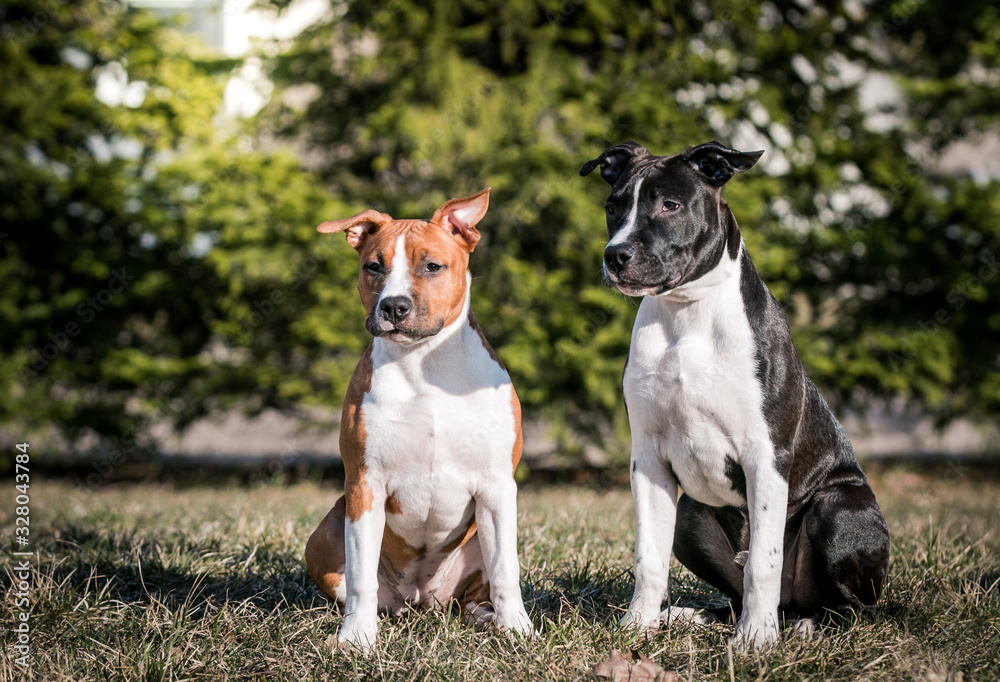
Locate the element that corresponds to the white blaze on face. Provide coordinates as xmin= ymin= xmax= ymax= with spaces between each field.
xmin=378 ymin=234 xmax=413 ymax=304
xmin=607 ymin=176 xmax=644 ymax=247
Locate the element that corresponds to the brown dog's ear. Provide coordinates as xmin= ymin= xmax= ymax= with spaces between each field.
xmin=431 ymin=187 xmax=489 ymax=252
xmin=580 ymin=140 xmax=651 ymax=187
xmin=316 ymin=209 xmax=392 ymax=249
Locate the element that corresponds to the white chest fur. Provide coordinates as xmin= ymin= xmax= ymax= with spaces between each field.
xmin=623 ymin=250 xmax=772 ymax=508
xmin=361 ymin=311 xmax=517 ymax=550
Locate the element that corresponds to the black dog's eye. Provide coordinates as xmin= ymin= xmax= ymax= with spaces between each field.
xmin=426 ymin=262 xmax=443 ymax=273
xmin=605 ymin=204 xmax=616 ymax=215
xmin=365 ymin=262 xmax=382 ymax=275
xmin=662 ymin=201 xmax=681 ymax=212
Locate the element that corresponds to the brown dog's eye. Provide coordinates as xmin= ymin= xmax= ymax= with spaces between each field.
xmin=426 ymin=263 xmax=442 ymax=273
xmin=365 ymin=262 xmax=381 ymax=275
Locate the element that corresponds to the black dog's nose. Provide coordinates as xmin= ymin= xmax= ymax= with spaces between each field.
xmin=379 ymin=296 xmax=412 ymax=324
xmin=604 ymin=243 xmax=635 ymax=272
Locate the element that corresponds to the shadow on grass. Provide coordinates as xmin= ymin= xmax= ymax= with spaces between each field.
xmin=16 ymin=522 xmax=973 ymax=642
xmin=520 ymin=559 xmax=737 ymax=628
xmin=12 ymin=523 xmax=327 ymax=617
xmin=520 ymin=560 xmax=632 ymax=627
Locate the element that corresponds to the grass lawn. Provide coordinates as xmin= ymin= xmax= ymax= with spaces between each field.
xmin=2 ymin=465 xmax=998 ymax=680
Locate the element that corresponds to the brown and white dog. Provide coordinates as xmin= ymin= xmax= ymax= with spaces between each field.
xmin=305 ymin=188 xmax=533 ymax=650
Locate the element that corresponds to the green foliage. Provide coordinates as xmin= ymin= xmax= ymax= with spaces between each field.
xmin=2 ymin=0 xmax=999 ymax=455
xmin=261 ymin=0 xmax=1000 ymax=446
xmin=0 ymin=0 xmax=360 ymax=445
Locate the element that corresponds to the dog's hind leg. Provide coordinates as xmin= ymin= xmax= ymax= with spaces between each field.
xmin=672 ymin=494 xmax=749 ymax=614
xmin=305 ymin=495 xmax=348 ymax=604
xmin=797 ymin=480 xmax=890 ymax=618
xmin=457 ymin=566 xmax=494 ymax=628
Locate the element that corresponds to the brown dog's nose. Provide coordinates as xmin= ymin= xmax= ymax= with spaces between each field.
xmin=379 ymin=296 xmax=412 ymax=325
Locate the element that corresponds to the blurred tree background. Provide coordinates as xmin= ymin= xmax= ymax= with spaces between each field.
xmin=2 ymin=0 xmax=999 ymax=462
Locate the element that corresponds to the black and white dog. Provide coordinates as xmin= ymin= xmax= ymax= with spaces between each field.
xmin=581 ymin=140 xmax=890 ymax=651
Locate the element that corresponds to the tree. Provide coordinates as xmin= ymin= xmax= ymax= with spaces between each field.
xmin=0 ymin=0 xmax=362 ymax=454
xmin=3 ymin=0 xmax=998 ymax=462
xmin=258 ymin=0 xmax=1000 ymax=451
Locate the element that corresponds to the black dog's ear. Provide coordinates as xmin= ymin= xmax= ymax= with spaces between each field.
xmin=580 ymin=140 xmax=651 ymax=186
xmin=682 ymin=141 xmax=764 ymax=186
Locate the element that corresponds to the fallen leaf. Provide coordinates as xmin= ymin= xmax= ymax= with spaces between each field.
xmin=593 ymin=649 xmax=679 ymax=681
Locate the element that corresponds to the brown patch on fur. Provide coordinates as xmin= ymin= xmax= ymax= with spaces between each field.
xmin=381 ymin=522 xmax=422 ymax=567
xmin=510 ymin=386 xmax=523 ymax=474
xmin=406 ymin=220 xmax=471 ymax=330
xmin=455 ymin=569 xmax=490 ymax=607
xmin=440 ymin=517 xmax=478 ymax=553
xmin=345 ymin=467 xmax=374 ymax=523
xmin=305 ymin=495 xmax=347 ymax=602
xmin=353 ymin=224 xmax=399 ymax=315
xmin=342 ymin=345 xmax=374 ymax=522
xmin=385 ymin=495 xmax=403 ymax=515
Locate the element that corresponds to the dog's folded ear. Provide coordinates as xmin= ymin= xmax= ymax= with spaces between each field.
xmin=682 ymin=141 xmax=764 ymax=186
xmin=317 ymin=209 xmax=392 ymax=249
xmin=580 ymin=140 xmax=651 ymax=186
xmin=431 ymin=187 xmax=490 ymax=252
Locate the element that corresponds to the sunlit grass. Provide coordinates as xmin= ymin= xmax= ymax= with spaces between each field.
xmin=1 ymin=467 xmax=998 ymax=680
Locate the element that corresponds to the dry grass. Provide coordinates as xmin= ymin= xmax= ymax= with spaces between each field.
xmin=1 ymin=465 xmax=998 ymax=680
